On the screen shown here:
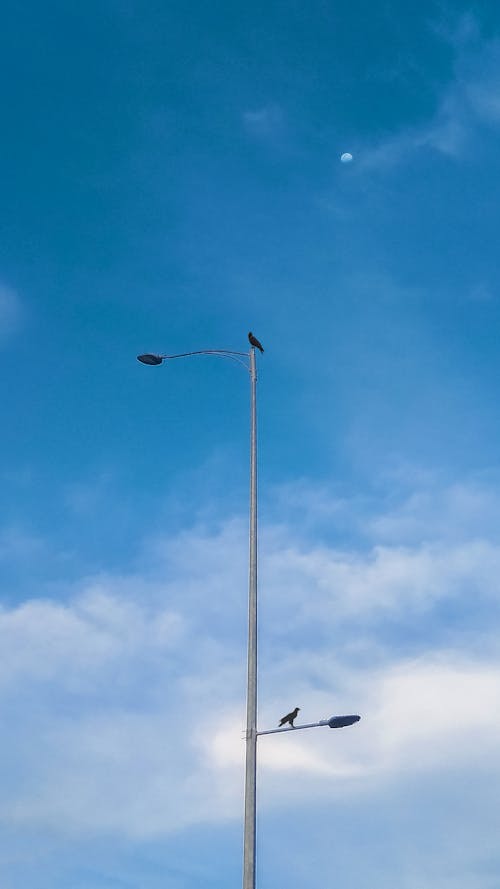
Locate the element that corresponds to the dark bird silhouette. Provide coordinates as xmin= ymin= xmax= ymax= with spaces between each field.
xmin=248 ymin=331 xmax=264 ymax=353
xmin=279 ymin=707 xmax=300 ymax=727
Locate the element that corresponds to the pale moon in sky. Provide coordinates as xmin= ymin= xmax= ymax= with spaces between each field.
xmin=340 ymin=152 xmax=353 ymax=163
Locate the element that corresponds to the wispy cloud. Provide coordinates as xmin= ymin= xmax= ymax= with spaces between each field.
xmin=0 ymin=284 xmax=23 ymax=343
xmin=64 ymin=472 xmax=114 ymax=516
xmin=242 ymin=104 xmax=287 ymax=144
xmin=0 ymin=525 xmax=47 ymax=562
xmin=359 ymin=19 xmax=500 ymax=170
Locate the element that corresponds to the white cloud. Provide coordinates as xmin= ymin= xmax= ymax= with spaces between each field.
xmin=3 ymin=593 xmax=497 ymax=837
xmin=371 ymin=658 xmax=500 ymax=765
xmin=0 ymin=587 xmax=185 ymax=692
xmin=196 ymin=650 xmax=500 ymax=822
xmin=1 ymin=475 xmax=500 ymax=841
xmin=262 ymin=535 xmax=500 ymax=633
xmin=368 ymin=478 xmax=500 ymax=542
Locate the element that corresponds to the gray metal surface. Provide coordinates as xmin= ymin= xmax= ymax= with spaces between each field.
xmin=243 ymin=347 xmax=257 ymax=889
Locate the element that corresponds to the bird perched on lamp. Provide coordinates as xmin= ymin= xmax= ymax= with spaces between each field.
xmin=248 ymin=331 xmax=264 ymax=353
xmin=279 ymin=707 xmax=300 ymax=727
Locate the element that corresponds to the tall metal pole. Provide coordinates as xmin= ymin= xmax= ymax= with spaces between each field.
xmin=243 ymin=346 xmax=258 ymax=889
xmin=137 ymin=344 xmax=260 ymax=887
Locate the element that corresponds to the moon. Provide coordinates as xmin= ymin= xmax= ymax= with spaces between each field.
xmin=340 ymin=152 xmax=353 ymax=163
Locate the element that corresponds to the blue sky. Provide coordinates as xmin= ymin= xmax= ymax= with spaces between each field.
xmin=2 ymin=1 xmax=500 ymax=886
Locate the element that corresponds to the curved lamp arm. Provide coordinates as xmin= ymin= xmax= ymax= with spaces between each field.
xmin=137 ymin=349 xmax=251 ymax=373
xmin=257 ymin=714 xmax=361 ymax=737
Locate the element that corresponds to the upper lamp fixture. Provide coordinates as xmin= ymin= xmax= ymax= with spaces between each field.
xmin=137 ymin=354 xmax=164 ymax=365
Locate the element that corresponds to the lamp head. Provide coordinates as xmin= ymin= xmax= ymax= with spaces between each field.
xmin=327 ymin=714 xmax=361 ymax=729
xmin=137 ymin=354 xmax=164 ymax=366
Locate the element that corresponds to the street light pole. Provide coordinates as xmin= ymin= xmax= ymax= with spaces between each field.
xmin=243 ymin=345 xmax=258 ymax=889
xmin=137 ymin=345 xmax=260 ymax=889
xmin=137 ymin=347 xmax=360 ymax=889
